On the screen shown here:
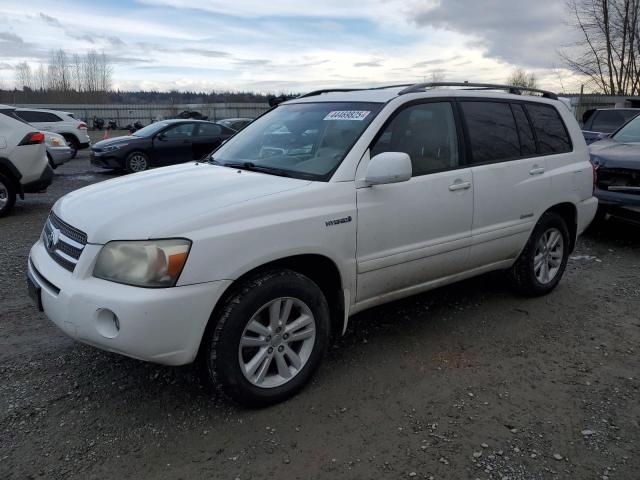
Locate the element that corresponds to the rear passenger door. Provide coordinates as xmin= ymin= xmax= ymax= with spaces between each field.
xmin=460 ymin=100 xmax=552 ymax=268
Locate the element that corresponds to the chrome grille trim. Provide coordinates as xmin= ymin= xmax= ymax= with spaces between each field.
xmin=43 ymin=212 xmax=87 ymax=272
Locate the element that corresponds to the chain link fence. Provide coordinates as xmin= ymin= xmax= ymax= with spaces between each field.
xmin=14 ymin=103 xmax=270 ymax=128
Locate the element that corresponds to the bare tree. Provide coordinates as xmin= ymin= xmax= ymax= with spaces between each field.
xmin=34 ymin=64 xmax=47 ymax=91
xmin=70 ymin=54 xmax=83 ymax=92
xmin=561 ymin=0 xmax=640 ymax=94
xmin=14 ymin=62 xmax=32 ymax=90
xmin=507 ymin=68 xmax=538 ymax=89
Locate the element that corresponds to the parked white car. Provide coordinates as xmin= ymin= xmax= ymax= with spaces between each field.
xmin=28 ymin=83 xmax=598 ymax=406
xmin=15 ymin=108 xmax=90 ymax=158
xmin=44 ymin=131 xmax=74 ymax=169
xmin=0 ymin=105 xmax=52 ymax=217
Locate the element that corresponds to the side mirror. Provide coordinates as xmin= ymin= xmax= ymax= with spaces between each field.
xmin=365 ymin=152 xmax=412 ymax=185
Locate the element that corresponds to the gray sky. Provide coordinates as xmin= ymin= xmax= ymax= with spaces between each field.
xmin=0 ymin=0 xmax=583 ymax=93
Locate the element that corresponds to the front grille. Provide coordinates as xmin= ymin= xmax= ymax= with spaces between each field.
xmin=43 ymin=212 xmax=88 ymax=272
xmin=597 ymin=168 xmax=640 ymax=195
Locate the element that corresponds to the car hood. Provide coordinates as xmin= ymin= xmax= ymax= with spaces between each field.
xmin=53 ymin=163 xmax=311 ymax=243
xmin=589 ymin=139 xmax=640 ymax=169
xmin=92 ymin=135 xmax=141 ymax=149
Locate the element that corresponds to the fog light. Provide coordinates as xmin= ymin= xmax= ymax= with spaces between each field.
xmin=95 ymin=308 xmax=120 ymax=339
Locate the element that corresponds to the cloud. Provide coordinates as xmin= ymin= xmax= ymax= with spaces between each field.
xmin=410 ymin=0 xmax=574 ymax=67
xmin=354 ymin=61 xmax=383 ymax=67
xmin=181 ymin=48 xmax=229 ymax=58
xmin=39 ymin=13 xmax=62 ymax=28
xmin=412 ymin=56 xmax=461 ymax=68
xmin=0 ymin=31 xmax=24 ymax=43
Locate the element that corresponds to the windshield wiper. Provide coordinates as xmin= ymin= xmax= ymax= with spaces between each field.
xmin=222 ymin=161 xmax=295 ymax=178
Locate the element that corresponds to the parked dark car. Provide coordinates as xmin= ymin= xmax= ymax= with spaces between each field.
xmin=582 ymin=108 xmax=640 ymax=144
xmin=90 ymin=119 xmax=235 ymax=173
xmin=216 ymin=117 xmax=253 ymax=132
xmin=589 ymin=114 xmax=640 ymax=224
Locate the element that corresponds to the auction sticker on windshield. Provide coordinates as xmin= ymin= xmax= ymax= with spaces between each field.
xmin=324 ymin=111 xmax=371 ymax=121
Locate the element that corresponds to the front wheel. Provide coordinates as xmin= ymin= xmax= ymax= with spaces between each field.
xmin=125 ymin=152 xmax=150 ymax=173
xmin=510 ymin=212 xmax=570 ymax=296
xmin=199 ymin=270 xmax=331 ymax=407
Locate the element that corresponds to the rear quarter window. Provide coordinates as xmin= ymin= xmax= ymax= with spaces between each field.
xmin=525 ymin=103 xmax=572 ymax=154
xmin=16 ymin=111 xmax=62 ymax=123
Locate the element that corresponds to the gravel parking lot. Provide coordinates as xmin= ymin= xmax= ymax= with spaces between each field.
xmin=1 ymin=150 xmax=639 ymax=480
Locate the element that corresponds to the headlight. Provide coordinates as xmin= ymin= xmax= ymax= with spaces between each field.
xmin=103 ymin=143 xmax=128 ymax=152
xmin=93 ymin=239 xmax=191 ymax=287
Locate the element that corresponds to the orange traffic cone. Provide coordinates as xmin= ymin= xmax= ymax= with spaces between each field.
xmin=103 ymin=129 xmax=109 ymax=140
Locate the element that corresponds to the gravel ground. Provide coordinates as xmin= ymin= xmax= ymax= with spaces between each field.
xmin=1 ymin=151 xmax=639 ymax=480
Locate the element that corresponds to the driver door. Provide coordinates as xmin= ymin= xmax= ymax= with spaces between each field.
xmin=355 ymin=101 xmax=474 ymax=304
xmin=153 ymin=122 xmax=196 ymax=166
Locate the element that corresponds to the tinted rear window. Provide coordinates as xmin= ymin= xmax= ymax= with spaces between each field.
xmin=591 ymin=110 xmax=639 ymax=133
xmin=16 ymin=111 xmax=62 ymax=123
xmin=461 ymin=101 xmax=520 ymax=164
xmin=525 ymin=104 xmax=572 ymax=154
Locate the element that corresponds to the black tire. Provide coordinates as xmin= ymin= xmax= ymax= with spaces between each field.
xmin=0 ymin=173 xmax=17 ymax=218
xmin=47 ymin=153 xmax=57 ymax=170
xmin=199 ymin=270 xmax=331 ymax=407
xmin=65 ymin=136 xmax=79 ymax=159
xmin=125 ymin=151 xmax=150 ymax=173
xmin=510 ymin=212 xmax=570 ymax=297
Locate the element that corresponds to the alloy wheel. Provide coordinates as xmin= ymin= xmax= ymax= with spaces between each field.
xmin=238 ymin=297 xmax=316 ymax=389
xmin=0 ymin=181 xmax=8 ymax=210
xmin=128 ymin=154 xmax=148 ymax=172
xmin=534 ymin=227 xmax=564 ymax=284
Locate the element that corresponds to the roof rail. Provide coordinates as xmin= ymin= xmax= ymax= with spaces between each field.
xmin=398 ymin=82 xmax=558 ymax=100
xmin=298 ymin=84 xmax=416 ymax=99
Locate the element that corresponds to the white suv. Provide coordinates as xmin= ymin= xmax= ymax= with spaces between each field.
xmin=0 ymin=105 xmax=52 ymax=217
xmin=28 ymin=83 xmax=598 ymax=406
xmin=15 ymin=108 xmax=90 ymax=158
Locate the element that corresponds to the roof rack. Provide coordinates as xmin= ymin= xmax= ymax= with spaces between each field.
xmin=298 ymin=84 xmax=415 ymax=99
xmin=398 ymin=82 xmax=558 ymax=100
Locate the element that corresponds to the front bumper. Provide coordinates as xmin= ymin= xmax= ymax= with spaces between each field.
xmin=594 ymin=187 xmax=640 ymax=224
xmin=90 ymin=151 xmax=123 ymax=169
xmin=28 ymin=238 xmax=231 ymax=365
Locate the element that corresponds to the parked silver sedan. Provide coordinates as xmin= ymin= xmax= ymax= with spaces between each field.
xmin=44 ymin=131 xmax=74 ymax=169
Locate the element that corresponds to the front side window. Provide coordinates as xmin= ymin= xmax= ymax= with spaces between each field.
xmin=525 ymin=104 xmax=572 ymax=154
xmin=213 ymin=102 xmax=383 ymax=181
xmin=371 ymin=102 xmax=459 ymax=176
xmin=461 ymin=101 xmax=520 ymax=164
xmin=612 ymin=115 xmax=640 ymax=142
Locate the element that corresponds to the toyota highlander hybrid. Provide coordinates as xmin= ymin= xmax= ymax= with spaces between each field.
xmin=28 ymin=83 xmax=598 ymax=406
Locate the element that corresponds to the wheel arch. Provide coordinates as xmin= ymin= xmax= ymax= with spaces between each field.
xmin=0 ymin=157 xmax=23 ymax=198
xmin=60 ymin=132 xmax=80 ymax=145
xmin=198 ymin=253 xmax=345 ymax=357
xmin=544 ymin=202 xmax=578 ymax=252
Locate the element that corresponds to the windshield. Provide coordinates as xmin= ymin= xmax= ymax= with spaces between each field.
xmin=212 ymin=102 xmax=383 ymax=180
xmin=133 ymin=122 xmax=169 ymax=137
xmin=612 ymin=114 xmax=640 ymax=142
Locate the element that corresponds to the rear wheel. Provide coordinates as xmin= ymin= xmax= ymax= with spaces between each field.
xmin=125 ymin=152 xmax=150 ymax=173
xmin=199 ymin=270 xmax=331 ymax=407
xmin=511 ymin=212 xmax=570 ymax=296
xmin=65 ymin=136 xmax=79 ymax=159
xmin=47 ymin=153 xmax=57 ymax=170
xmin=0 ymin=173 xmax=17 ymax=218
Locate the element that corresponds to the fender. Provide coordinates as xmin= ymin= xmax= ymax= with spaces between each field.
xmin=0 ymin=157 xmax=24 ymax=198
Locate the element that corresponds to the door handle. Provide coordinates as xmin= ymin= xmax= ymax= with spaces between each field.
xmin=529 ymin=166 xmax=545 ymax=175
xmin=449 ymin=181 xmax=472 ymax=191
